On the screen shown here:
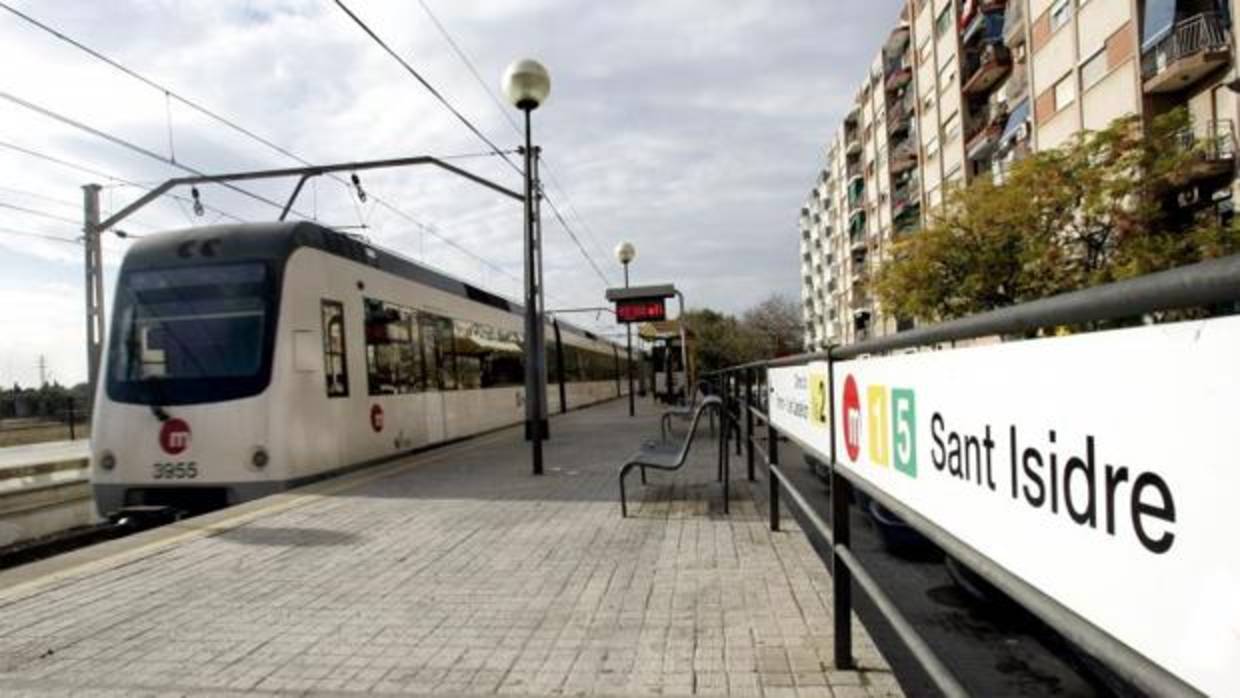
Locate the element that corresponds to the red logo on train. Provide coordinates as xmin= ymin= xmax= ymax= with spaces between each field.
xmin=370 ymin=405 xmax=385 ymax=433
xmin=159 ymin=418 xmax=192 ymax=455
xmin=842 ymin=375 xmax=861 ymax=462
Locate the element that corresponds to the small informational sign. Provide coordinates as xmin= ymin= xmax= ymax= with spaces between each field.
xmin=615 ymin=298 xmax=666 ymax=324
xmin=769 ymin=316 xmax=1240 ymax=696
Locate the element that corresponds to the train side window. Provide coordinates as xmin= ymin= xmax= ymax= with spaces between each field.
xmin=453 ymin=320 xmax=482 ymax=390
xmin=437 ymin=316 xmax=458 ymax=390
xmin=364 ymin=298 xmax=421 ymax=395
xmin=321 ymin=300 xmax=349 ymax=397
xmin=417 ymin=313 xmax=457 ymax=391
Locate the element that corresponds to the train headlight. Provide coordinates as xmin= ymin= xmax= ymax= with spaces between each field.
xmin=100 ymin=451 xmax=116 ymax=471
xmin=251 ymin=447 xmax=269 ymax=469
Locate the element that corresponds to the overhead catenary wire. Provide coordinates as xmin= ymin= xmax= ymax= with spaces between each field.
xmin=411 ymin=0 xmax=615 ymax=286
xmin=0 ymin=90 xmax=311 ymax=219
xmin=336 ymin=0 xmax=614 ymax=289
xmin=0 ymin=226 xmax=80 ymax=245
xmin=0 ymin=139 xmax=246 ymax=224
xmin=0 ymin=3 xmax=527 ymax=287
xmin=415 ymin=0 xmax=617 ymax=275
xmin=0 ymin=200 xmax=81 ymax=225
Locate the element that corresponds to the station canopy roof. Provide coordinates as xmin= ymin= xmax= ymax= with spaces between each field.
xmin=639 ymin=320 xmax=693 ymax=341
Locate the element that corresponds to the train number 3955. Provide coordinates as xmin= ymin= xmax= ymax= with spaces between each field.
xmin=152 ymin=462 xmax=198 ymax=479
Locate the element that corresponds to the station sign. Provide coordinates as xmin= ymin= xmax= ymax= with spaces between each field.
xmin=768 ymin=316 xmax=1240 ymax=696
xmin=606 ymin=283 xmax=676 ymax=325
xmin=615 ymin=298 xmax=666 ymax=323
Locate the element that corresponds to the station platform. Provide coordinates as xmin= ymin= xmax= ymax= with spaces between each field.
xmin=0 ymin=399 xmax=901 ymax=697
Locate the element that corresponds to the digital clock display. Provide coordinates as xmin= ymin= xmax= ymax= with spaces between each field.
xmin=615 ymin=299 xmax=666 ymax=323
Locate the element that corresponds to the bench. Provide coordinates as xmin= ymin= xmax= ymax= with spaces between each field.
xmin=619 ymin=396 xmax=728 ymax=517
xmin=659 ymin=380 xmax=714 ymax=440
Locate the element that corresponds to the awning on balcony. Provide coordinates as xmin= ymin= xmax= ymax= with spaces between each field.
xmin=1142 ymin=0 xmax=1177 ymax=50
xmin=999 ymin=98 xmax=1030 ymax=147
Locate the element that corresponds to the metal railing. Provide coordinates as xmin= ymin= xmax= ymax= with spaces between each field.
xmin=705 ymin=254 xmax=1240 ymax=697
xmin=1177 ymin=118 xmax=1236 ymax=161
xmin=1141 ymin=11 xmax=1231 ymax=81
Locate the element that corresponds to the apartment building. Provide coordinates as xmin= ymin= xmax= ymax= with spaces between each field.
xmin=800 ymin=0 xmax=1239 ymax=351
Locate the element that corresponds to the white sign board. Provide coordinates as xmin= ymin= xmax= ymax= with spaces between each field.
xmin=769 ymin=317 xmax=1240 ymax=696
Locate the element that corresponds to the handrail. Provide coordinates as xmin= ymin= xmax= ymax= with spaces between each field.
xmin=702 ymin=254 xmax=1240 ymax=697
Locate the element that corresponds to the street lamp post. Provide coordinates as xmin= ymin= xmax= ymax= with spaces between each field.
xmin=504 ymin=58 xmax=551 ymax=476
xmin=615 ymin=241 xmax=637 ymax=417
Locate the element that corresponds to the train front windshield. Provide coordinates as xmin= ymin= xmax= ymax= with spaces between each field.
xmin=107 ymin=263 xmax=276 ymax=405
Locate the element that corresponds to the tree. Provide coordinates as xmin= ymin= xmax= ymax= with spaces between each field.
xmin=874 ymin=109 xmax=1240 ymax=323
xmin=682 ymin=309 xmax=762 ymax=374
xmin=741 ymin=294 xmax=803 ymax=357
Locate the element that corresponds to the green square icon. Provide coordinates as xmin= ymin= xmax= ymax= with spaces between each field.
xmin=891 ymin=388 xmax=917 ymax=478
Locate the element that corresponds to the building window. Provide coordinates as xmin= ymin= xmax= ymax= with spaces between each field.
xmin=321 ymin=300 xmax=349 ymax=398
xmin=942 ymin=111 xmax=961 ymax=142
xmin=918 ymin=35 xmax=932 ymax=65
xmin=1050 ymin=0 xmax=1072 ymax=33
xmin=936 ymin=5 xmax=952 ymax=38
xmin=926 ymin=135 xmax=940 ymax=163
xmin=938 ymin=61 xmax=956 ymax=94
xmin=1054 ymin=73 xmax=1076 ymax=111
xmin=1081 ymin=48 xmax=1107 ymax=90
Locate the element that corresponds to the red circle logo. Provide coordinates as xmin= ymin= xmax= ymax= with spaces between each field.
xmin=370 ymin=405 xmax=384 ymax=433
xmin=842 ymin=376 xmax=861 ymax=462
xmin=159 ymin=418 xmax=191 ymax=455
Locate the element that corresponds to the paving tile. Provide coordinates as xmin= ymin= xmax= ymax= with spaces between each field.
xmin=0 ymin=400 xmax=900 ymax=696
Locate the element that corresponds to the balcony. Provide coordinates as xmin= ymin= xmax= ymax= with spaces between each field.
xmin=962 ymin=43 xmax=1012 ymax=96
xmin=889 ymin=141 xmax=918 ymax=174
xmin=885 ymin=66 xmax=912 ymax=94
xmin=887 ymin=92 xmax=915 ymax=135
xmin=1002 ymin=0 xmax=1024 ymax=47
xmin=846 ymin=160 xmax=863 ymax=182
xmin=1142 ymin=12 xmax=1232 ymax=94
xmin=1178 ymin=119 xmax=1236 ymax=182
xmin=966 ymin=103 xmax=1008 ymax=161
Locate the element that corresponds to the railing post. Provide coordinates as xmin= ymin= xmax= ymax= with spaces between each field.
xmin=767 ymin=412 xmax=780 ymax=532
xmin=827 ymin=346 xmax=853 ymax=669
xmin=745 ymin=368 xmax=755 ymax=482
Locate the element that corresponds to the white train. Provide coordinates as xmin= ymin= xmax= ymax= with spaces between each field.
xmin=91 ymin=221 xmax=632 ymax=516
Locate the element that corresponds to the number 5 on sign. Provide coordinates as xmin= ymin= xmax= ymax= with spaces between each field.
xmin=891 ymin=389 xmax=916 ymax=477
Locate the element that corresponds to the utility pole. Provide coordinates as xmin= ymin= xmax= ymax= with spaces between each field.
xmin=37 ymin=355 xmax=47 ymax=387
xmin=83 ymin=184 xmax=104 ymax=404
xmin=533 ymin=148 xmax=549 ymax=435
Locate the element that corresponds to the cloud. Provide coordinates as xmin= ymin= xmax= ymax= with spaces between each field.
xmin=0 ymin=0 xmax=904 ymax=385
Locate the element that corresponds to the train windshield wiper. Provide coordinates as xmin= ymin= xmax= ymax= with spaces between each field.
xmin=147 ymin=377 xmax=171 ymax=422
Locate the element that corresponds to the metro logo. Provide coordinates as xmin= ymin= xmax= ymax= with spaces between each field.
xmin=842 ymin=375 xmax=916 ymax=479
xmin=842 ymin=375 xmax=861 ymax=461
xmin=159 ymin=418 xmax=191 ymax=455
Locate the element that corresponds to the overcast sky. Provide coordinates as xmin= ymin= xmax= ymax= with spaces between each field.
xmin=0 ymin=0 xmax=901 ymax=388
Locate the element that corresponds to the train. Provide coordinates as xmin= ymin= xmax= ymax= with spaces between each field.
xmin=91 ymin=221 xmax=634 ymax=517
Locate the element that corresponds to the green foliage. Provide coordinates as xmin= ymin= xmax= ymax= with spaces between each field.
xmin=875 ymin=109 xmax=1240 ymax=323
xmin=683 ymin=294 xmax=803 ymax=373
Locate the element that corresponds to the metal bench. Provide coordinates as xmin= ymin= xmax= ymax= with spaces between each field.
xmin=620 ymin=395 xmax=728 ymax=517
xmin=659 ymin=380 xmax=714 ymax=440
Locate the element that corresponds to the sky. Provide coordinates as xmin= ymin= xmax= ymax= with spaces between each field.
xmin=0 ymin=0 xmax=902 ymax=388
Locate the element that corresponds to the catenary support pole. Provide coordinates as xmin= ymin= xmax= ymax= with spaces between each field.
xmin=532 ymin=147 xmax=549 ymax=440
xmin=82 ymin=184 xmax=103 ymax=408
